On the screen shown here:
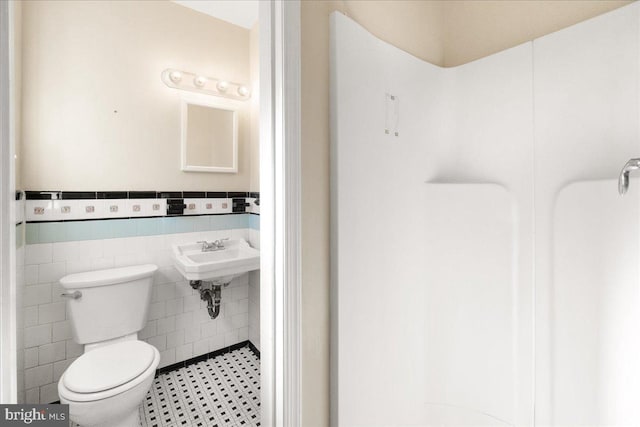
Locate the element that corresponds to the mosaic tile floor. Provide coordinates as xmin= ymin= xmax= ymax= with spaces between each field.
xmin=140 ymin=346 xmax=261 ymax=427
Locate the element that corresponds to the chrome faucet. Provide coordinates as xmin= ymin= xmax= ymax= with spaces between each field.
xmin=618 ymin=158 xmax=640 ymax=195
xmin=197 ymin=239 xmax=228 ymax=252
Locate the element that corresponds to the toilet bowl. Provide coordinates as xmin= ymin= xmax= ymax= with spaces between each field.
xmin=58 ymin=340 xmax=160 ymax=427
xmin=57 ymin=264 xmax=159 ymax=427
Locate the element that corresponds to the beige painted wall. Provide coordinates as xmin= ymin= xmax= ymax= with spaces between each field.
xmin=13 ymin=0 xmax=22 ymax=190
xmin=442 ymin=0 xmax=632 ymax=66
xmin=249 ymin=22 xmax=260 ymax=192
xmin=336 ymin=0 xmax=632 ymax=67
xmin=21 ymin=0 xmax=255 ymax=191
xmin=300 ymin=2 xmax=345 ymax=425
xmin=300 ymin=1 xmax=632 ymax=426
xmin=342 ymin=0 xmax=444 ymax=65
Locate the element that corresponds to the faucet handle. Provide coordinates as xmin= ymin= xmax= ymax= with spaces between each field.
xmin=212 ymin=238 xmax=229 ymax=248
xmin=619 ymin=158 xmax=640 ymax=195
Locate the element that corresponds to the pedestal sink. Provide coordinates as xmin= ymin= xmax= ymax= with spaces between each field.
xmin=172 ymin=238 xmax=260 ymax=282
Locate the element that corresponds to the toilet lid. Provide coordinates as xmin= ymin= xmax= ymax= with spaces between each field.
xmin=63 ymin=341 xmax=155 ymax=394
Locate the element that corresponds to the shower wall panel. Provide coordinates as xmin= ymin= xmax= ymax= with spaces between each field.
xmin=421 ymin=183 xmax=520 ymax=426
xmin=332 ymin=2 xmax=640 ymax=426
xmin=442 ymin=46 xmax=535 ymax=426
xmin=533 ymin=4 xmax=640 ymax=425
xmin=552 ymin=180 xmax=640 ymax=425
xmin=330 ymin=12 xmax=446 ymax=426
xmin=331 ymin=12 xmax=533 ymax=426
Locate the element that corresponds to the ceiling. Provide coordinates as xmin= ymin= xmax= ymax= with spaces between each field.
xmin=172 ymin=0 xmax=258 ymax=30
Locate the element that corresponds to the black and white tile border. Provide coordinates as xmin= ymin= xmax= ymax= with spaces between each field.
xmin=141 ymin=345 xmax=260 ymax=427
xmin=21 ymin=191 xmax=259 ymax=222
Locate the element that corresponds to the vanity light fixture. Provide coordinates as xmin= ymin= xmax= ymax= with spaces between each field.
xmin=237 ymin=85 xmax=250 ymax=97
xmin=216 ymin=80 xmax=229 ymax=93
xmin=194 ymin=75 xmax=207 ymax=88
xmin=169 ymin=71 xmax=182 ymax=83
xmin=161 ymin=68 xmax=250 ymax=101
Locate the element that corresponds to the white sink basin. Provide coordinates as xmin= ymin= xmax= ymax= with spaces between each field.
xmin=172 ymin=238 xmax=260 ymax=281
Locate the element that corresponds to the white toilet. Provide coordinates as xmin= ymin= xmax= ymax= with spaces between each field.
xmin=57 ymin=264 xmax=160 ymax=427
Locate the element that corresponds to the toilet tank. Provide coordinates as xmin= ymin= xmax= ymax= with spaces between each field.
xmin=59 ymin=264 xmax=158 ymax=345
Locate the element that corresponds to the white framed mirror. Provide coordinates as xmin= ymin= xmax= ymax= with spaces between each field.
xmin=181 ymin=94 xmax=239 ymax=173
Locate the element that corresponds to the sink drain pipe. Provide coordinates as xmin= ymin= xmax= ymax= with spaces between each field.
xmin=202 ymin=285 xmax=222 ymax=319
xmin=191 ymin=280 xmax=229 ymax=319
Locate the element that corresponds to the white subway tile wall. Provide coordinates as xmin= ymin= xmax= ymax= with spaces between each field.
xmin=22 ymin=227 xmax=258 ymax=404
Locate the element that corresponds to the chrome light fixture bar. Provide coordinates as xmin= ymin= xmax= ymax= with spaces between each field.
xmin=161 ymin=68 xmax=251 ymax=100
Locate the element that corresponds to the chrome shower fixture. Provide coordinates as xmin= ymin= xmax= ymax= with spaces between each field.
xmin=618 ymin=158 xmax=640 ymax=195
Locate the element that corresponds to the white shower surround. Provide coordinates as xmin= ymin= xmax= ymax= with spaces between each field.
xmin=331 ymin=3 xmax=640 ymax=426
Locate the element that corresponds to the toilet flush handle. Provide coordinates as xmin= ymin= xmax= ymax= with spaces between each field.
xmin=61 ymin=290 xmax=82 ymax=299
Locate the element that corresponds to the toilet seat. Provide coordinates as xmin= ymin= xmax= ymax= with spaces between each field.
xmin=64 ymin=341 xmax=155 ymax=394
xmin=59 ymin=341 xmax=160 ymax=403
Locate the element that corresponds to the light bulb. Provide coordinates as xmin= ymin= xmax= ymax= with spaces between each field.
xmin=169 ymin=71 xmax=182 ymax=83
xmin=237 ymin=86 xmax=250 ymax=97
xmin=194 ymin=76 xmax=207 ymax=88
xmin=216 ymin=81 xmax=229 ymax=93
